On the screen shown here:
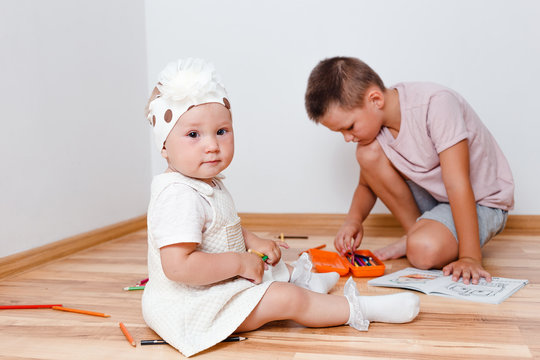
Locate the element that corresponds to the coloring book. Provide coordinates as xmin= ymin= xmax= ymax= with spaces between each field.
xmin=367 ymin=267 xmax=528 ymax=304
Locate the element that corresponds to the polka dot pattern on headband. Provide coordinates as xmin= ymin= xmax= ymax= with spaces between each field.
xmin=164 ymin=109 xmax=173 ymax=123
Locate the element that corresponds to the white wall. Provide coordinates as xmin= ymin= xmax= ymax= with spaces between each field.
xmin=146 ymin=0 xmax=540 ymax=215
xmin=0 ymin=1 xmax=151 ymax=258
xmin=2 ymin=1 xmax=539 ymax=258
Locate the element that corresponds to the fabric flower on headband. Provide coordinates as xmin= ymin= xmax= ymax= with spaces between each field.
xmin=148 ymin=58 xmax=230 ymax=151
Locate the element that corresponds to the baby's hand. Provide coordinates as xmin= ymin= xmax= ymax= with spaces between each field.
xmin=238 ymin=252 xmax=266 ymax=284
xmin=246 ymin=237 xmax=289 ymax=265
xmin=335 ymin=221 xmax=363 ymax=255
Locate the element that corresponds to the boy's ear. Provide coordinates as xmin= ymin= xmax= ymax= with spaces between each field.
xmin=367 ymin=88 xmax=384 ymax=109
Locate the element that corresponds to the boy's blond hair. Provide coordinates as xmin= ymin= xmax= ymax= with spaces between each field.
xmin=305 ymin=57 xmax=386 ymax=122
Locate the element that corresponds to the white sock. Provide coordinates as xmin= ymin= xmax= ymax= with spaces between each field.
xmin=344 ymin=277 xmax=419 ymax=331
xmin=290 ymin=253 xmax=340 ymax=294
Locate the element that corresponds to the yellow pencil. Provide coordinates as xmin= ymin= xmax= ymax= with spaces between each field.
xmin=280 ymin=233 xmax=284 ymax=242
xmin=248 ymin=249 xmax=268 ymax=261
xmin=52 ymin=306 xmax=110 ymax=318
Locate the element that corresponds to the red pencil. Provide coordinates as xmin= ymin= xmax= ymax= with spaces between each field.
xmin=0 ymin=304 xmax=63 ymax=309
xmin=136 ymin=278 xmax=149 ymax=286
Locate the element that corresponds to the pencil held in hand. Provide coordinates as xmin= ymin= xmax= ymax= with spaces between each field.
xmin=248 ymin=249 xmax=268 ymax=261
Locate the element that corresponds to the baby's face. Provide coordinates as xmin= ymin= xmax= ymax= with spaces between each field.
xmin=319 ymin=102 xmax=382 ymax=146
xmin=162 ymin=103 xmax=234 ymax=184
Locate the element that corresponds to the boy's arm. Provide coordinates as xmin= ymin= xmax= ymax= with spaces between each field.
xmin=160 ymin=243 xmax=264 ymax=285
xmin=334 ymin=172 xmax=377 ymax=254
xmin=347 ymin=173 xmax=378 ymax=225
xmin=439 ymin=139 xmax=492 ymax=284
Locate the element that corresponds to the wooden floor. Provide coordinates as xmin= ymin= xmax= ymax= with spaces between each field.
xmin=1 ymin=224 xmax=539 ymax=359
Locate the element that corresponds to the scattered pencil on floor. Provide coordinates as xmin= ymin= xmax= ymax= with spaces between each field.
xmin=0 ymin=304 xmax=62 ymax=309
xmin=119 ymin=322 xmax=136 ymax=347
xmin=140 ymin=336 xmax=247 ymax=346
xmin=141 ymin=339 xmax=168 ymax=345
xmin=124 ymin=286 xmax=145 ymax=291
xmin=298 ymin=244 xmax=326 ymax=256
xmin=275 ymin=234 xmax=309 ymax=239
xmin=51 ymin=306 xmax=110 ymax=318
xmin=222 ymin=336 xmax=247 ymax=342
xmin=136 ymin=278 xmax=149 ymax=286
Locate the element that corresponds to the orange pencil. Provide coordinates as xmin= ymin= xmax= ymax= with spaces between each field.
xmin=52 ymin=306 xmax=110 ymax=318
xmin=119 ymin=322 xmax=136 ymax=347
xmin=298 ymin=244 xmax=326 ymax=255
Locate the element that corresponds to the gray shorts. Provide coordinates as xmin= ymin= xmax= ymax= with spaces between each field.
xmin=407 ymin=181 xmax=508 ymax=247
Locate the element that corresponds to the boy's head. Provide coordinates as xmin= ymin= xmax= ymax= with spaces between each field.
xmin=304 ymin=57 xmax=385 ymax=123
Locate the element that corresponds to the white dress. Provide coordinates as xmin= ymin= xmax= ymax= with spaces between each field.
xmin=142 ymin=172 xmax=288 ymax=357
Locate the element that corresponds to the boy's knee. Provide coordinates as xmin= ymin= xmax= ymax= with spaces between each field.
xmin=406 ymin=232 xmax=442 ymax=269
xmin=355 ymin=141 xmax=385 ymax=170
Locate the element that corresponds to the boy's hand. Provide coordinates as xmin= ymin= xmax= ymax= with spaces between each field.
xmin=335 ymin=221 xmax=363 ymax=255
xmin=442 ymin=257 xmax=492 ymax=285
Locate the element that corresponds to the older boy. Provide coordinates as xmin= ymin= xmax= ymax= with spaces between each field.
xmin=305 ymin=57 xmax=513 ymax=284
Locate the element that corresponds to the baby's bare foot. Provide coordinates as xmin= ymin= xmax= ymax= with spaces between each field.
xmin=373 ymin=235 xmax=407 ymax=260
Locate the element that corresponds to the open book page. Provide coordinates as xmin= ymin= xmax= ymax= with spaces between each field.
xmin=367 ymin=268 xmax=448 ymax=294
xmin=368 ymin=267 xmax=528 ymax=304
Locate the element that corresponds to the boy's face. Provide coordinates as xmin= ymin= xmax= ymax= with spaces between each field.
xmin=161 ymin=103 xmax=234 ymax=184
xmin=319 ymin=102 xmax=383 ymax=145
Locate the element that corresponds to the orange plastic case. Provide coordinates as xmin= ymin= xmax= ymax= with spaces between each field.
xmin=308 ymin=248 xmax=385 ymax=277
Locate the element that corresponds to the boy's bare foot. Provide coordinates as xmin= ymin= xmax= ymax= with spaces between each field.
xmin=373 ymin=235 xmax=407 ymax=260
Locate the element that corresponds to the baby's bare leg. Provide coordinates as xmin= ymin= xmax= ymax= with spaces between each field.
xmin=236 ymin=282 xmax=349 ymax=332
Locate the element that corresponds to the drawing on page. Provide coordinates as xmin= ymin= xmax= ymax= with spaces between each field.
xmin=445 ymin=281 xmax=505 ymax=297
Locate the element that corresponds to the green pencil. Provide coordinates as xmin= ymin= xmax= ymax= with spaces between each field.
xmin=123 ymin=286 xmax=145 ymax=291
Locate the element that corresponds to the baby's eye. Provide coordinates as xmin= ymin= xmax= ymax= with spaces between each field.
xmin=187 ymin=131 xmax=198 ymax=138
xmin=347 ymin=124 xmax=354 ymax=131
xmin=217 ymin=128 xmax=227 ymax=136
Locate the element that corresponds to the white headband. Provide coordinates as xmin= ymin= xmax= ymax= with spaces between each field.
xmin=147 ymin=58 xmax=230 ymax=150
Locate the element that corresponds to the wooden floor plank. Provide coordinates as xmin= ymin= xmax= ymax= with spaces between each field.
xmin=0 ymin=224 xmax=538 ymax=359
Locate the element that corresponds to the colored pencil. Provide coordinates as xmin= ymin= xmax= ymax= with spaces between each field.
xmin=52 ymin=306 xmax=110 ymax=318
xmin=222 ymin=336 xmax=247 ymax=342
xmin=275 ymin=235 xmax=309 ymax=239
xmin=136 ymin=278 xmax=149 ymax=286
xmin=280 ymin=233 xmax=285 ymax=242
xmin=124 ymin=286 xmax=145 ymax=291
xmin=141 ymin=339 xmax=168 ymax=345
xmin=298 ymin=244 xmax=326 ymax=256
xmin=140 ymin=336 xmax=248 ymax=345
xmin=0 ymin=304 xmax=62 ymax=309
xmin=119 ymin=322 xmax=136 ymax=347
xmin=248 ymin=249 xmax=268 ymax=261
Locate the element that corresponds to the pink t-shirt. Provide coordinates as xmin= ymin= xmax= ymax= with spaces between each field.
xmin=376 ymin=82 xmax=514 ymax=210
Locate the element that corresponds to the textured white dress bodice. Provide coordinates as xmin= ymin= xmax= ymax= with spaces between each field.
xmin=142 ymin=172 xmax=286 ymax=357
